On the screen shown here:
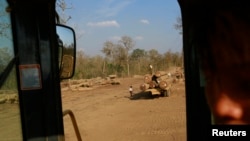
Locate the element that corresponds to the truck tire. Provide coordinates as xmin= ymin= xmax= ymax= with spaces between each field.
xmin=163 ymin=90 xmax=170 ymax=97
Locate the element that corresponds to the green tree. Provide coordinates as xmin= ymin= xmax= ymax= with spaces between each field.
xmin=0 ymin=47 xmax=16 ymax=90
xmin=130 ymin=48 xmax=146 ymax=74
xmin=74 ymin=50 xmax=85 ymax=79
xmin=0 ymin=47 xmax=12 ymax=71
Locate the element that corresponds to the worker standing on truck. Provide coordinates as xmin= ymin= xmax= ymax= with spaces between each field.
xmin=149 ymin=64 xmax=153 ymax=75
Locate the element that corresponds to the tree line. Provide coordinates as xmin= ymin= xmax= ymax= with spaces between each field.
xmin=73 ymin=35 xmax=183 ymax=79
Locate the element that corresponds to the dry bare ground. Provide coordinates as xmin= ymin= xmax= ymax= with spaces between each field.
xmin=62 ymin=77 xmax=186 ymax=141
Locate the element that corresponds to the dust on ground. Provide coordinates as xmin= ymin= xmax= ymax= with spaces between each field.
xmin=62 ymin=77 xmax=186 ymax=141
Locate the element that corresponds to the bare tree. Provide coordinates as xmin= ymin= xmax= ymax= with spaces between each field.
xmin=163 ymin=50 xmax=173 ymax=69
xmin=119 ymin=36 xmax=135 ymax=76
xmin=56 ymin=0 xmax=73 ymax=24
xmin=56 ymin=0 xmax=84 ymax=40
xmin=102 ymin=41 xmax=115 ymax=60
xmin=113 ymin=44 xmax=126 ymax=76
xmin=174 ymin=16 xmax=184 ymax=67
xmin=174 ymin=16 xmax=182 ymax=35
xmin=101 ymin=41 xmax=115 ymax=75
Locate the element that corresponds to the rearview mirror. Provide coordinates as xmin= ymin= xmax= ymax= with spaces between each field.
xmin=56 ymin=24 xmax=76 ymax=79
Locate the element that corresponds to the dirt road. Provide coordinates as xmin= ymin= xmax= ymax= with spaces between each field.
xmin=62 ymin=77 xmax=187 ymax=141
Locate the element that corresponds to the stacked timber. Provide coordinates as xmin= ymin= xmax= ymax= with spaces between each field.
xmin=140 ymin=71 xmax=171 ymax=91
xmin=61 ymin=75 xmax=121 ymax=91
xmin=171 ymin=68 xmax=185 ymax=83
xmin=109 ymin=75 xmax=121 ymax=85
xmin=0 ymin=93 xmax=18 ymax=104
xmin=0 ymin=98 xmax=7 ymax=104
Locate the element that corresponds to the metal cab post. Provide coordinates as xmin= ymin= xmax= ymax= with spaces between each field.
xmin=7 ymin=0 xmax=69 ymax=140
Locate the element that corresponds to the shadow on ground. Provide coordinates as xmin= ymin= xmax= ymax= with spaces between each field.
xmin=128 ymin=91 xmax=161 ymax=100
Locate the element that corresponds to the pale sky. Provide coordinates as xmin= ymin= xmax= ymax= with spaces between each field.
xmin=62 ymin=0 xmax=182 ymax=56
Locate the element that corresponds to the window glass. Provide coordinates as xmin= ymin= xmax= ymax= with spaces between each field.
xmin=0 ymin=1 xmax=22 ymax=140
xmin=59 ymin=0 xmax=186 ymax=140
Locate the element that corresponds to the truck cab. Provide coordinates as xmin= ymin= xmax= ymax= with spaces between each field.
xmin=0 ymin=0 xmax=76 ymax=140
xmin=1 ymin=0 xmax=248 ymax=141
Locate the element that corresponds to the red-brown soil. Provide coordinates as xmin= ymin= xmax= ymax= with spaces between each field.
xmin=62 ymin=77 xmax=186 ymax=141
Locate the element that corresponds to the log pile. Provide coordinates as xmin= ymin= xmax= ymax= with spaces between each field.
xmin=171 ymin=68 xmax=185 ymax=83
xmin=140 ymin=71 xmax=172 ymax=91
xmin=61 ymin=75 xmax=121 ymax=91
xmin=139 ymin=70 xmax=173 ymax=97
xmin=0 ymin=93 xmax=18 ymax=104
